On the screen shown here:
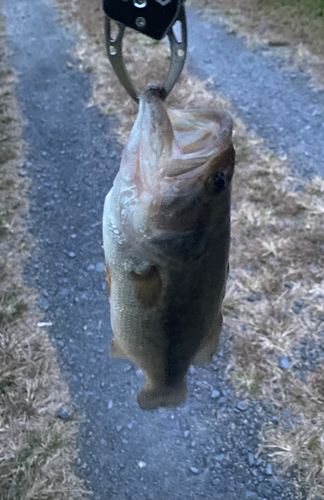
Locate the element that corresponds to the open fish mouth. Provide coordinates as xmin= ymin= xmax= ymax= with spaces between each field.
xmin=120 ymin=86 xmax=234 ymax=188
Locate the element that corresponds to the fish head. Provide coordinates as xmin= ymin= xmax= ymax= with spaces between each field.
xmin=116 ymin=86 xmax=235 ymax=238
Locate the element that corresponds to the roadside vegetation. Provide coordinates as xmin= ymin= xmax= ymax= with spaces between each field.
xmin=0 ymin=6 xmax=85 ymax=499
xmin=260 ymin=0 xmax=324 ymax=21
xmin=190 ymin=0 xmax=324 ymax=89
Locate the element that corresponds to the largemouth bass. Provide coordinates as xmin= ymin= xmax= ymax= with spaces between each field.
xmin=103 ymin=86 xmax=235 ymax=410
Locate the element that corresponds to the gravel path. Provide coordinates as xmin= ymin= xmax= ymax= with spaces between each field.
xmin=3 ymin=0 xmax=322 ymax=499
xmin=187 ymin=8 xmax=324 ymax=178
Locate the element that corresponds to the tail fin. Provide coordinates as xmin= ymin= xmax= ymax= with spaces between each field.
xmin=137 ymin=380 xmax=187 ymax=411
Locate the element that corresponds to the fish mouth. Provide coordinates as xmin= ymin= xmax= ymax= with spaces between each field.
xmin=113 ymin=86 xmax=235 ymax=249
xmin=121 ymin=85 xmax=234 ymax=198
xmin=132 ymin=86 xmax=234 ymax=181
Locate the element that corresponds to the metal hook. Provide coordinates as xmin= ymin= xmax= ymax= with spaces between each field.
xmin=104 ymin=6 xmax=187 ymax=103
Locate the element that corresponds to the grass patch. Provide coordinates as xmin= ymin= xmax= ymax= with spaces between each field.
xmin=233 ymin=370 xmax=264 ymax=396
xmin=54 ymin=0 xmax=324 ymax=497
xmin=0 ymin=374 xmax=14 ymax=394
xmin=0 ymin=6 xmax=86 ymax=500
xmin=0 ymin=286 xmax=29 ymax=324
xmin=1 ymin=424 xmax=79 ymax=499
xmin=263 ymin=0 xmax=324 ymax=19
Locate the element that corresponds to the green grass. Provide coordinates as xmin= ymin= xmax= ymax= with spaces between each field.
xmin=2 ymin=429 xmax=68 ymax=500
xmin=260 ymin=0 xmax=324 ymax=19
xmin=14 ymin=429 xmax=65 ymax=470
xmin=0 ymin=375 xmax=14 ymax=394
xmin=0 ymin=286 xmax=29 ymax=325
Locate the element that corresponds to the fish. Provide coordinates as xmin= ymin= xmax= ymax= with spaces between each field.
xmin=102 ymin=86 xmax=235 ymax=410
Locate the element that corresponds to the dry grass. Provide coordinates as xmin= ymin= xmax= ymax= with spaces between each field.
xmin=54 ymin=0 xmax=324 ymax=497
xmin=0 ymin=7 xmax=86 ymax=500
xmin=188 ymin=0 xmax=324 ymax=89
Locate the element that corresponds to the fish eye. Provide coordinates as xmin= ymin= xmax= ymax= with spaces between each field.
xmin=208 ymin=172 xmax=232 ymax=194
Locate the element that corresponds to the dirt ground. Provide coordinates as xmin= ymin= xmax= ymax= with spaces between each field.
xmin=0 ymin=5 xmax=85 ymax=500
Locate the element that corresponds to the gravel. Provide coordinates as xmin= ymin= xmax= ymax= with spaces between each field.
xmin=248 ymin=453 xmax=256 ymax=467
xmin=265 ymin=464 xmax=273 ymax=476
xmin=279 ymin=356 xmax=291 ymax=370
xmin=187 ymin=8 xmax=324 ymax=179
xmin=55 ymin=406 xmax=71 ymax=420
xmin=237 ymin=401 xmax=248 ymax=411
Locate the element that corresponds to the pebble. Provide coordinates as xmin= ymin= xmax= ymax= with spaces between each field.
xmin=246 ymin=492 xmax=257 ymax=498
xmin=248 ymin=452 xmax=255 ymax=466
xmin=279 ymin=356 xmax=291 ymax=370
xmin=87 ymin=264 xmax=95 ymax=271
xmin=237 ymin=401 xmax=248 ymax=411
xmin=292 ymin=306 xmax=301 ymax=315
xmin=38 ymin=297 xmax=49 ymax=310
xmin=184 ymin=430 xmax=190 ymax=439
xmin=282 ymin=410 xmax=291 ymax=418
xmin=257 ymin=482 xmax=272 ymax=498
xmin=265 ymin=463 xmax=273 ymax=476
xmin=96 ymin=262 xmax=105 ymax=272
xmin=108 ymin=400 xmax=113 ymax=409
xmin=189 ymin=467 xmax=199 ymax=474
xmin=218 ymin=397 xmax=226 ymax=405
xmin=256 ymin=459 xmax=263 ymax=467
xmin=55 ymin=406 xmax=70 ymax=420
xmin=247 ymin=294 xmax=262 ymax=302
xmin=138 ymin=461 xmax=146 ymax=468
xmin=116 ymin=425 xmax=123 ymax=432
xmin=211 ymin=390 xmax=220 ymax=399
xmin=68 ymin=252 xmax=76 ymax=258
xmin=284 ymin=282 xmax=293 ymax=289
xmin=215 ymin=453 xmax=225 ymax=462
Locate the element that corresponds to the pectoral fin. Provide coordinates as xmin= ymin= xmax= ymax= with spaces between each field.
xmin=130 ymin=266 xmax=162 ymax=309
